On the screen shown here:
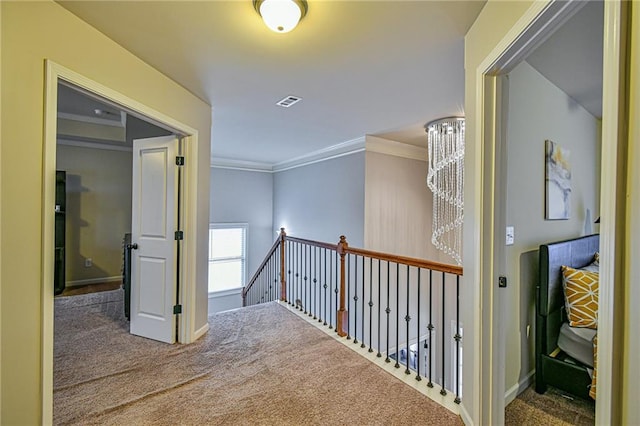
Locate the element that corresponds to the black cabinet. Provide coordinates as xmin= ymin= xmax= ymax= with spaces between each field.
xmin=54 ymin=171 xmax=66 ymax=295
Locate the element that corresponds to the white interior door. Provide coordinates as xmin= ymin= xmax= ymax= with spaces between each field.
xmin=131 ymin=135 xmax=178 ymax=343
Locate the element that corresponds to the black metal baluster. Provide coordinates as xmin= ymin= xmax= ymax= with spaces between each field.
xmin=264 ymin=256 xmax=268 ymax=302
xmin=256 ymin=264 xmax=260 ymax=304
xmin=299 ymin=243 xmax=303 ymax=311
xmin=265 ymin=255 xmax=269 ymax=302
xmin=441 ymin=271 xmax=447 ymax=396
xmin=428 ymin=269 xmax=434 ymax=388
xmin=361 ymin=256 xmax=366 ymax=349
xmin=287 ymin=241 xmax=293 ymax=305
xmin=299 ymin=242 xmax=302 ymax=307
xmin=346 ymin=254 xmax=351 ymax=340
xmin=385 ymin=261 xmax=391 ymax=363
xmin=268 ymin=255 xmax=272 ymax=300
xmin=294 ymin=243 xmax=298 ymax=306
xmin=274 ymin=252 xmax=278 ymax=301
xmin=312 ymin=246 xmax=317 ymax=319
xmin=353 ymin=255 xmax=359 ymax=344
xmin=368 ymin=257 xmax=373 ymax=353
xmin=272 ymin=252 xmax=276 ymax=301
xmin=416 ymin=268 xmax=422 ymax=381
xmin=332 ymin=250 xmax=340 ymax=333
xmin=405 ymin=265 xmax=411 ymax=375
xmin=288 ymin=242 xmax=292 ymax=305
xmin=292 ymin=242 xmax=296 ymax=305
xmin=304 ymin=244 xmax=308 ymax=314
xmin=395 ymin=263 xmax=400 ymax=369
xmin=310 ymin=245 xmax=314 ymax=317
xmin=323 ymin=248 xmax=328 ymax=326
xmin=304 ymin=245 xmax=313 ymax=314
xmin=296 ymin=242 xmax=300 ymax=307
xmin=265 ymin=256 xmax=268 ymax=302
xmin=287 ymin=241 xmax=292 ymax=305
xmin=454 ymin=274 xmax=461 ymax=404
xmin=377 ymin=259 xmax=382 ymax=358
xmin=260 ymin=260 xmax=264 ymax=303
xmin=328 ymin=249 xmax=333 ymax=329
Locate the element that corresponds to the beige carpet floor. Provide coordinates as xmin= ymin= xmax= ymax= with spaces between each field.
xmin=54 ymin=290 xmax=462 ymax=425
xmin=505 ymin=385 xmax=595 ymax=426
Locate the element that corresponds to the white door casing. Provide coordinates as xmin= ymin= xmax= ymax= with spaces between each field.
xmin=131 ymin=135 xmax=179 ymax=343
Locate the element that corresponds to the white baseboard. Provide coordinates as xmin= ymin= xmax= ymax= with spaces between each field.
xmin=459 ymin=403 xmax=474 ymax=426
xmin=193 ymin=322 xmax=209 ymax=341
xmin=66 ymin=276 xmax=122 ymax=287
xmin=504 ymin=370 xmax=535 ymax=405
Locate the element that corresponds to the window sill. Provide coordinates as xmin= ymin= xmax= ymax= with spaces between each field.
xmin=208 ymin=287 xmax=243 ymax=298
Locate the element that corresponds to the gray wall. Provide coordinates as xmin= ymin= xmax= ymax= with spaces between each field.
xmin=504 ymin=61 xmax=601 ymax=398
xmin=209 ymin=167 xmax=274 ymax=312
xmin=273 ymin=152 xmax=365 ymax=247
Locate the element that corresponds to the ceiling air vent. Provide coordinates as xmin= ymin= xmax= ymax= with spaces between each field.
xmin=276 ymin=95 xmax=302 ymax=108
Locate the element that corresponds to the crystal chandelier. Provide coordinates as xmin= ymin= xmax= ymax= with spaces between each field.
xmin=426 ymin=117 xmax=465 ymax=265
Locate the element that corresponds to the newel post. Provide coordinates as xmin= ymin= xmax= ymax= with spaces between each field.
xmin=336 ymin=235 xmax=348 ymax=337
xmin=279 ymin=228 xmax=287 ymax=302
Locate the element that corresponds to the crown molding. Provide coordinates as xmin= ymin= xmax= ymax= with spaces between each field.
xmin=209 ymin=135 xmax=426 ymax=174
xmin=58 ymin=111 xmax=126 ymax=128
xmin=272 ymin=137 xmax=366 ymax=172
xmin=57 ymin=138 xmax=132 ymax=152
xmin=365 ymin=135 xmax=427 ymax=162
xmin=210 ymin=157 xmax=273 ymax=173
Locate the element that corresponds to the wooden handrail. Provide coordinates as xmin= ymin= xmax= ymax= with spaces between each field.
xmin=242 ymin=236 xmax=280 ymax=302
xmin=284 ymin=234 xmax=462 ymax=276
xmin=278 ymin=228 xmax=286 ymax=302
xmin=243 ymin=229 xmax=463 ymax=319
xmin=285 ymin=235 xmax=338 ymax=251
xmin=345 ymin=246 xmax=463 ymax=276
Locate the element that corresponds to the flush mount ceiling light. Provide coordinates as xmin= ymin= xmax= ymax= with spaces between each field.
xmin=253 ymin=0 xmax=308 ymax=33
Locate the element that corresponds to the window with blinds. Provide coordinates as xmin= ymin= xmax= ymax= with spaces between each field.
xmin=208 ymin=224 xmax=247 ymax=293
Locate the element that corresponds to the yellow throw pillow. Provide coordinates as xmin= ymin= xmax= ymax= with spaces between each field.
xmin=561 ymin=265 xmax=599 ymax=329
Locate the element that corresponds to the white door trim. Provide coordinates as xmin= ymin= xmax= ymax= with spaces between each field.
xmin=42 ymin=60 xmax=202 ymax=424
xmin=468 ymin=1 xmax=625 ymax=425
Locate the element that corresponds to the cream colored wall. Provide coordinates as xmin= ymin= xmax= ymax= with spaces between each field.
xmin=623 ymin=4 xmax=640 ymax=423
xmin=0 ymin=2 xmax=211 ymax=424
xmin=463 ymin=2 xmax=538 ymax=424
xmin=364 ymin=150 xmax=446 ymax=263
xmin=0 ymin=2 xmax=3 ymax=417
xmin=56 ymin=144 xmax=133 ymax=283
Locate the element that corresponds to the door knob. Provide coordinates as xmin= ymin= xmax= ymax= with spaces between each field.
xmin=127 ymin=243 xmax=138 ymax=250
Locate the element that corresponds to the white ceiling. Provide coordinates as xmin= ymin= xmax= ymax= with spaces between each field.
xmin=57 ymin=0 xmax=486 ymax=165
xmin=57 ymin=0 xmax=604 ymax=166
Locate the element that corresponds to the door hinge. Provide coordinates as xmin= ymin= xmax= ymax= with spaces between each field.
xmin=174 ymin=230 xmax=184 ymax=240
xmin=176 ymin=156 xmax=185 ymax=166
xmin=173 ymin=304 xmax=182 ymax=315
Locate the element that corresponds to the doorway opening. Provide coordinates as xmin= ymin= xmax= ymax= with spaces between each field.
xmin=469 ymin=1 xmax=627 ymax=425
xmin=497 ymin=1 xmax=603 ymax=423
xmin=42 ymin=60 xmax=205 ymax=423
xmin=54 ymin=81 xmax=173 ymax=300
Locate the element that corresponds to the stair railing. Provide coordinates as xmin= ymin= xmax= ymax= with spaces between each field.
xmin=242 ymin=228 xmax=463 ymax=403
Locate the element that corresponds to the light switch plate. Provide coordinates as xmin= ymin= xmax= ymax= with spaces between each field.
xmin=506 ymin=226 xmax=515 ymax=246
